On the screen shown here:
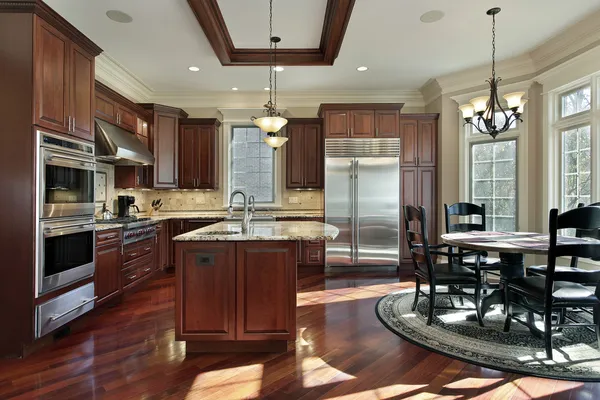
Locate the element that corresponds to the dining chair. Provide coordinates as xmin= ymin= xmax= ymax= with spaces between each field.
xmin=404 ymin=205 xmax=485 ymax=327
xmin=527 ymin=202 xmax=600 ymax=285
xmin=503 ymin=207 xmax=600 ymax=360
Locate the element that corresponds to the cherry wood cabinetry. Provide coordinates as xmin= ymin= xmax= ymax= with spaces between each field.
xmin=277 ymin=217 xmax=325 ymax=269
xmin=399 ymin=114 xmax=438 ymax=264
xmin=178 ymin=119 xmax=221 ymax=190
xmin=175 ymin=241 xmax=296 ymax=350
xmin=122 ymin=238 xmax=155 ymax=290
xmin=95 ymin=229 xmax=122 ymax=306
xmin=285 ymin=119 xmax=323 ymax=189
xmin=319 ymin=104 xmax=404 ymax=139
xmin=141 ymin=104 xmax=188 ymax=189
xmin=168 ymin=219 xmax=223 ymax=267
xmin=33 ymin=16 xmax=98 ymax=141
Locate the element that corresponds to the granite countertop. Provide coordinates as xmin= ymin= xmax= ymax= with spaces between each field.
xmin=95 ymin=223 xmax=124 ymax=232
xmin=173 ymin=221 xmax=338 ymax=242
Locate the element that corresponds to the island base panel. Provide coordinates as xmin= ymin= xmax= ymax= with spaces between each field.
xmin=185 ymin=340 xmax=288 ymax=353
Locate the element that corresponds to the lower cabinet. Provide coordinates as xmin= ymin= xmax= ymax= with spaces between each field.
xmin=277 ymin=217 xmax=325 ymax=268
xmin=121 ymin=237 xmax=155 ymax=290
xmin=169 ymin=219 xmax=222 ymax=267
xmin=175 ymin=241 xmax=296 ymax=343
xmin=95 ymin=229 xmax=122 ymax=306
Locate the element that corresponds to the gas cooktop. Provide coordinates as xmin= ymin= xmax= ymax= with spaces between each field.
xmin=96 ymin=216 xmax=151 ymax=224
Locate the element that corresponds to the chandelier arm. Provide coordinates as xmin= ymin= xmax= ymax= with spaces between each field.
xmin=465 ymin=120 xmax=487 ymax=135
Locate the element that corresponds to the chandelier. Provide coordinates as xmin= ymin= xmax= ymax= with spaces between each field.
xmin=251 ymin=0 xmax=288 ymax=149
xmin=458 ymin=8 xmax=527 ymax=139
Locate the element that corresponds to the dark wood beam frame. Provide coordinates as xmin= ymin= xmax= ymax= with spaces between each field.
xmin=187 ymin=0 xmax=355 ymax=66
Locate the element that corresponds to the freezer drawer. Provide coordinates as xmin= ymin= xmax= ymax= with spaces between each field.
xmin=35 ymin=282 xmax=96 ymax=338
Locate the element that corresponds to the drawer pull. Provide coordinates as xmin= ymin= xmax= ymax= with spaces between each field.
xmin=129 ymin=252 xmax=137 ymax=257
xmin=49 ymin=297 xmax=97 ymax=322
xmin=144 ymin=247 xmax=151 ymax=251
xmin=105 ymin=234 xmax=117 ymax=240
xmin=128 ymin=275 xmax=137 ymax=280
xmin=143 ymin=268 xmax=151 ymax=272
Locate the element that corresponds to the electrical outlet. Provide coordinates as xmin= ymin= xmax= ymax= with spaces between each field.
xmin=288 ymin=197 xmax=298 ymax=204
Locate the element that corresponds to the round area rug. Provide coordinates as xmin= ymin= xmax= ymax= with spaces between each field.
xmin=376 ymin=287 xmax=600 ymax=381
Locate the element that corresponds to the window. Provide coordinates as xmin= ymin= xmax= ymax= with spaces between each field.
xmin=560 ymin=86 xmax=591 ymax=118
xmin=471 ymin=140 xmax=517 ymax=231
xmin=230 ymin=126 xmax=275 ymax=203
xmin=561 ymin=126 xmax=591 ymax=211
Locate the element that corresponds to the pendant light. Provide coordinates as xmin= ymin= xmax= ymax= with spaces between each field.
xmin=458 ymin=8 xmax=526 ymax=139
xmin=251 ymin=0 xmax=288 ymax=149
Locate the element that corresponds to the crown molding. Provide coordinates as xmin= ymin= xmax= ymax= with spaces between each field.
xmin=95 ymin=54 xmax=153 ymax=103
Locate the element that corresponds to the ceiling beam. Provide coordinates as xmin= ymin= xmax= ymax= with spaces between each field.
xmin=187 ymin=0 xmax=355 ymax=66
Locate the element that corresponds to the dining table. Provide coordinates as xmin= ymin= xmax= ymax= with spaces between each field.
xmin=440 ymin=231 xmax=596 ymax=334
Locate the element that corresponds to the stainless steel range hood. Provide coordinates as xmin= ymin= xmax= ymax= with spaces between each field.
xmin=94 ymin=118 xmax=155 ymax=166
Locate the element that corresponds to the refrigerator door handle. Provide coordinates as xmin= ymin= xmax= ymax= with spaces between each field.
xmin=350 ymin=159 xmax=355 ymax=263
xmin=355 ymin=159 xmax=360 ymax=264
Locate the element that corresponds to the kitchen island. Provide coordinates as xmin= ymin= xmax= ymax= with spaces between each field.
xmin=173 ymin=221 xmax=338 ymax=353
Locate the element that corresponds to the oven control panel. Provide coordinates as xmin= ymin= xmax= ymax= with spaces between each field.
xmin=123 ymin=225 xmax=157 ymax=245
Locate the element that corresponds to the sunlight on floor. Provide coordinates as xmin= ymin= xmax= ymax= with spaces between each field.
xmin=444 ymin=377 xmax=503 ymax=389
xmin=185 ymin=364 xmax=264 ymax=400
xmin=302 ymin=356 xmax=356 ymax=388
xmin=324 ymin=384 xmax=429 ymax=399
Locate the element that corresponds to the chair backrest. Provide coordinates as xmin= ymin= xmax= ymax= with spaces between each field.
xmin=444 ymin=202 xmax=486 ymax=233
xmin=403 ymin=205 xmax=435 ymax=281
xmin=546 ymin=206 xmax=600 ymax=300
xmin=569 ymin=202 xmax=600 ymax=267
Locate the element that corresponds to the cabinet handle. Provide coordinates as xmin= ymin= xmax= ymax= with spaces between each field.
xmin=105 ymin=234 xmax=117 ymax=240
xmin=136 ymin=175 xmax=140 ymax=185
xmin=121 ymin=242 xmax=124 ymax=255
xmin=375 ymin=128 xmax=378 ymax=136
xmin=129 ymin=252 xmax=137 ymax=257
xmin=417 ymin=156 xmax=420 ymax=165
xmin=73 ymin=117 xmax=76 ymax=131
xmin=144 ymin=268 xmax=151 ymax=272
xmin=49 ymin=297 xmax=97 ymax=321
xmin=144 ymin=247 xmax=151 ymax=251
xmin=350 ymin=128 xmax=353 ymax=136
xmin=155 ymin=236 xmax=158 ymax=244
xmin=117 ymin=113 xmax=120 ymax=124
xmin=414 ymin=156 xmax=417 ymax=165
xmin=128 ymin=274 xmax=137 ymax=280
xmin=68 ymin=116 xmax=72 ymax=132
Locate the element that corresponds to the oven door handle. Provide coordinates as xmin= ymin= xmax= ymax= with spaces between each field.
xmin=45 ymin=154 xmax=96 ymax=169
xmin=44 ymin=224 xmax=95 ymax=238
xmin=49 ymin=296 xmax=97 ymax=322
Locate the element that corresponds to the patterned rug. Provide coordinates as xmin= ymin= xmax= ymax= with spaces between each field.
xmin=376 ymin=287 xmax=600 ymax=381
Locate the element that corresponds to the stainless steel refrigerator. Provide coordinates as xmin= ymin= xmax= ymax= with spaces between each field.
xmin=325 ymin=138 xmax=400 ymax=267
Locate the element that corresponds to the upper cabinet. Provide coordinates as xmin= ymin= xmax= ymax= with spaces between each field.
xmin=94 ymin=83 xmax=139 ymax=133
xmin=178 ymin=119 xmax=221 ymax=190
xmin=33 ymin=15 xmax=100 ymax=141
xmin=285 ymin=119 xmax=323 ymax=189
xmin=400 ymin=114 xmax=438 ymax=167
xmin=141 ymin=104 xmax=188 ymax=189
xmin=319 ymin=104 xmax=404 ymax=139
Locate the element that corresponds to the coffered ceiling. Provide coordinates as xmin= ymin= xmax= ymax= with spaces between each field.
xmin=45 ymin=0 xmax=600 ymax=93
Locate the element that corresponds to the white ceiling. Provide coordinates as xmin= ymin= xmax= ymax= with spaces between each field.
xmin=46 ymin=0 xmax=600 ymax=93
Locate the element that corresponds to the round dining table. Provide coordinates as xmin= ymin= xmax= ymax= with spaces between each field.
xmin=440 ymin=231 xmax=550 ymax=320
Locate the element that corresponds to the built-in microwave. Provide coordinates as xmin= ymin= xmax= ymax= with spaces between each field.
xmin=36 ymin=217 xmax=96 ymax=296
xmin=38 ymin=131 xmax=95 ymax=219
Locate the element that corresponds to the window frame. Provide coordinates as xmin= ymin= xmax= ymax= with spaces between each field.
xmin=558 ymin=84 xmax=593 ymax=120
xmin=469 ymin=137 xmax=519 ymax=232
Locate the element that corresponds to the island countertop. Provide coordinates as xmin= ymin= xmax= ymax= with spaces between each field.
xmin=173 ymin=221 xmax=339 ymax=242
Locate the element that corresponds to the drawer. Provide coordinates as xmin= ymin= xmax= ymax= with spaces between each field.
xmin=138 ymin=239 xmax=154 ymax=257
xmin=96 ymin=229 xmax=121 ymax=246
xmin=303 ymin=246 xmax=324 ymax=265
xmin=35 ymin=282 xmax=96 ymax=338
xmin=123 ymin=244 xmax=140 ymax=263
xmin=305 ymin=239 xmax=324 ymax=247
xmin=122 ymin=268 xmax=140 ymax=289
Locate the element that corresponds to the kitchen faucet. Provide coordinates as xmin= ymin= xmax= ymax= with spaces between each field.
xmin=228 ymin=190 xmax=252 ymax=233
xmin=248 ymin=195 xmax=256 ymax=218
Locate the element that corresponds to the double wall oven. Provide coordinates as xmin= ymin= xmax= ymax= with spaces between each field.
xmin=35 ymin=131 xmax=97 ymax=338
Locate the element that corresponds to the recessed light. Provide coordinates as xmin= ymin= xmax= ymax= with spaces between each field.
xmin=188 ymin=66 xmax=200 ymax=72
xmin=274 ymin=66 xmax=284 ymax=72
xmin=420 ymin=10 xmax=445 ymax=23
xmin=231 ymin=87 xmax=239 ymax=91
xmin=357 ymin=66 xmax=368 ymax=72
xmin=264 ymin=87 xmax=270 ymax=91
xmin=106 ymin=10 xmax=133 ymax=24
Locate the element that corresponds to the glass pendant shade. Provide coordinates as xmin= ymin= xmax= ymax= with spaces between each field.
xmin=470 ymin=96 xmax=490 ymax=113
xmin=458 ymin=104 xmax=475 ymax=119
xmin=264 ymin=135 xmax=288 ymax=148
xmin=253 ymin=116 xmax=288 ymax=133
xmin=517 ymin=98 xmax=528 ymax=114
xmin=503 ymin=92 xmax=525 ymax=109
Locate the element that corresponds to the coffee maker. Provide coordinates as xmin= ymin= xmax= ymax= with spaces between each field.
xmin=117 ymin=195 xmax=136 ymax=217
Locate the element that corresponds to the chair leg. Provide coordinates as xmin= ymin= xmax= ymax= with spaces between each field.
xmin=449 ymin=294 xmax=457 ymax=309
xmin=544 ymin=308 xmax=553 ymax=360
xmin=427 ymin=285 xmax=436 ymax=326
xmin=475 ymin=280 xmax=484 ymax=327
xmin=595 ymin=305 xmax=600 ymax=352
xmin=503 ymin=285 xmax=512 ymax=332
xmin=412 ymin=278 xmax=420 ymax=311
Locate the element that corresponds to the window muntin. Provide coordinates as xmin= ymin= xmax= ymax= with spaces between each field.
xmin=471 ymin=140 xmax=517 ymax=231
xmin=560 ymin=86 xmax=591 ymax=118
xmin=561 ymin=125 xmax=591 ymax=211
xmin=230 ymin=126 xmax=275 ymax=203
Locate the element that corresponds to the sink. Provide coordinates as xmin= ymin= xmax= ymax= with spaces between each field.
xmin=197 ymin=230 xmax=241 ymax=236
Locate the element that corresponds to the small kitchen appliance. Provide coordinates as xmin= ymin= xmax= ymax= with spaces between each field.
xmin=117 ymin=195 xmax=136 ymax=217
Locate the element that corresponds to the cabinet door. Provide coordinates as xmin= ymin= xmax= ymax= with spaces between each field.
xmin=116 ymin=105 xmax=136 ymax=133
xmin=375 ymin=110 xmax=400 ymax=138
xmin=197 ymin=126 xmax=216 ymax=189
xmin=400 ymin=167 xmax=418 ymax=263
xmin=69 ymin=43 xmax=94 ymax=141
xmin=175 ymin=242 xmax=236 ymax=341
xmin=324 ymin=111 xmax=349 ymax=138
xmin=286 ymin=125 xmax=304 ymax=188
xmin=154 ymin=113 xmax=179 ymax=188
xmin=417 ymin=119 xmax=437 ymax=167
xmin=136 ymin=117 xmax=149 ymax=137
xmin=349 ymin=110 xmax=375 ymax=138
xmin=400 ymin=119 xmax=418 ymax=167
xmin=302 ymin=243 xmax=324 ymax=265
xmin=418 ymin=167 xmax=437 ymax=245
xmin=155 ymin=230 xmax=162 ymax=271
xmin=95 ymin=243 xmax=122 ymax=305
xmin=236 ymin=242 xmax=296 ymax=340
xmin=303 ymin=124 xmax=323 ymax=188
xmin=179 ymin=125 xmax=196 ymax=189
xmin=95 ymin=92 xmax=116 ymax=123
xmin=34 ymin=17 xmax=69 ymax=134
xmin=170 ymin=220 xmax=184 ymax=266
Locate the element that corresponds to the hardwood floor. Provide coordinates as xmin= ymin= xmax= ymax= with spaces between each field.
xmin=0 ymin=270 xmax=598 ymax=399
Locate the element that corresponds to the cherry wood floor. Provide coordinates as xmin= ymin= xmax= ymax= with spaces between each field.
xmin=1 ymin=270 xmax=599 ymax=399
